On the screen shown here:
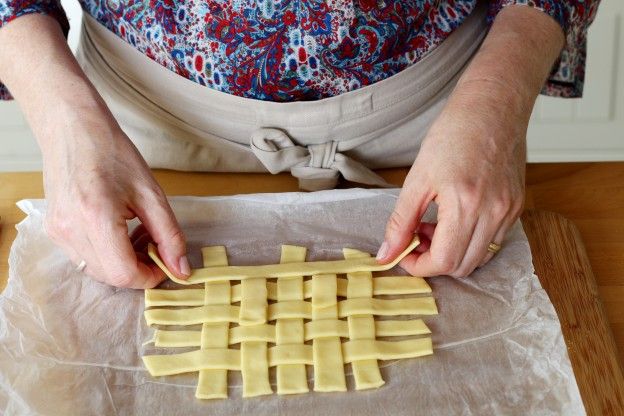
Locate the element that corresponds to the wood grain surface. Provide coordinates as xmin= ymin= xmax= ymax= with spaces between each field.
xmin=522 ymin=210 xmax=624 ymax=415
xmin=1 ymin=162 xmax=623 ymax=413
xmin=524 ymin=162 xmax=624 ymax=369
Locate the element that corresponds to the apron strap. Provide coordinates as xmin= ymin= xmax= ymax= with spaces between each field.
xmin=250 ymin=128 xmax=392 ymax=191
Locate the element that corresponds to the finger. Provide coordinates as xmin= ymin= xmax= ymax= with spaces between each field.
xmin=378 ymin=184 xmax=434 ymax=263
xmin=133 ymin=192 xmax=190 ymax=279
xmin=399 ymin=196 xmax=477 ymax=277
xmin=72 ymin=249 xmax=109 ymax=284
xmin=415 ymin=222 xmax=436 ymax=253
xmin=396 ymin=252 xmax=422 ymax=274
xmin=61 ymin=240 xmax=87 ymax=269
xmin=129 ymin=223 xmax=149 ymax=241
xmin=127 ymin=223 xmax=164 ymax=280
xmin=45 ymin=215 xmax=106 ymax=280
xmin=49 ymin=226 xmax=107 ymax=280
xmin=479 ymin=229 xmax=505 ymax=268
xmin=61 ymin=229 xmax=160 ymax=288
xmin=132 ymin=230 xmax=154 ymax=253
xmin=408 ymin=222 xmax=436 ymax=255
xmin=64 ymin=240 xmax=100 ymax=277
xmin=478 ymin=198 xmax=523 ymax=268
xmin=136 ymin=251 xmax=151 ymax=264
xmin=453 ymin=214 xmax=502 ymax=277
xmin=478 ymin=217 xmax=516 ymax=268
xmin=89 ymin=217 xmax=166 ymax=289
xmin=138 ymin=251 xmax=167 ymax=286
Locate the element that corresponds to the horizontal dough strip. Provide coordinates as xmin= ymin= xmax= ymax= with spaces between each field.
xmin=143 ymin=338 xmax=433 ymax=377
xmin=144 ymin=297 xmax=438 ymax=326
xmin=144 ymin=304 xmax=240 ymax=326
xmin=151 ymin=319 xmax=432 ymax=347
xmin=145 ymin=276 xmax=431 ymax=307
xmin=338 ymin=297 xmax=438 ymax=317
xmin=147 ymin=238 xmax=420 ymax=285
xmin=341 ymin=338 xmax=433 ymax=363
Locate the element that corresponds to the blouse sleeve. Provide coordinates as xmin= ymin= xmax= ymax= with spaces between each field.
xmin=0 ymin=0 xmax=70 ymax=100
xmin=488 ymin=0 xmax=602 ymax=98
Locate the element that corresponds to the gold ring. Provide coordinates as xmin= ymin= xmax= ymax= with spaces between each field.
xmin=487 ymin=242 xmax=502 ymax=254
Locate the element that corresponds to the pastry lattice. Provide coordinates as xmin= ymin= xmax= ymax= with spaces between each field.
xmin=143 ymin=242 xmax=438 ymax=398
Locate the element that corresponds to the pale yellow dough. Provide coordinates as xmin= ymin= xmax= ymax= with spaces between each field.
xmin=145 ymin=275 xmax=432 ymax=307
xmin=142 ymin=241 xmax=437 ymax=399
xmin=147 ymin=237 xmax=420 ymax=284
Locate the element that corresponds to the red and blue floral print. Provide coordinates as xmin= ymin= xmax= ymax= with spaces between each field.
xmin=0 ymin=0 xmax=600 ymax=101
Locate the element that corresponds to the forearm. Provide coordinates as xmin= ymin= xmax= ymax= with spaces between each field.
xmin=0 ymin=14 xmax=110 ymax=155
xmin=450 ymin=5 xmax=565 ymax=125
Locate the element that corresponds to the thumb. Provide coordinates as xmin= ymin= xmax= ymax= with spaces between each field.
xmin=135 ymin=193 xmax=190 ymax=279
xmin=377 ymin=185 xmax=432 ymax=264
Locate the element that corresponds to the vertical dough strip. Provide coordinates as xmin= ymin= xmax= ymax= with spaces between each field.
xmin=276 ymin=245 xmax=309 ymax=394
xmin=344 ymin=248 xmax=384 ymax=390
xmin=312 ymin=273 xmax=347 ymax=392
xmin=239 ymin=276 xmax=272 ymax=397
xmin=196 ymin=246 xmax=230 ymax=399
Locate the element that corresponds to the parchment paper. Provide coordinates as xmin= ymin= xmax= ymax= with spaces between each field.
xmin=0 ymin=189 xmax=584 ymax=415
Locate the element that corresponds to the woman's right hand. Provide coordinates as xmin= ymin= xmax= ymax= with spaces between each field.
xmin=0 ymin=14 xmax=189 ymax=288
xmin=41 ymin=102 xmax=190 ymax=288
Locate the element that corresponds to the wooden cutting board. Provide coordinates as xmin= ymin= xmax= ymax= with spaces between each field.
xmin=522 ymin=210 xmax=624 ymax=415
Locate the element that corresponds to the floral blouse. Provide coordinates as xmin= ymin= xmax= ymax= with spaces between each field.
xmin=0 ymin=0 xmax=600 ymax=102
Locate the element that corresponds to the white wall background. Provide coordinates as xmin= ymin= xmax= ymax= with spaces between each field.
xmin=528 ymin=0 xmax=624 ymax=161
xmin=0 ymin=0 xmax=622 ymax=171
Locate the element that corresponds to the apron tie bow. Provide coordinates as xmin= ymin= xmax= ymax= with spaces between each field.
xmin=250 ymin=128 xmax=391 ymax=191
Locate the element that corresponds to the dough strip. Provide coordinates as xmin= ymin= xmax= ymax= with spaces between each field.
xmin=147 ymin=237 xmax=420 ymax=285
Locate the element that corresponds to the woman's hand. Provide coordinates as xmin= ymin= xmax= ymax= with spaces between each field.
xmin=377 ymin=5 xmax=565 ymax=277
xmin=41 ymin=104 xmax=190 ymax=288
xmin=378 ymin=82 xmax=526 ymax=277
xmin=0 ymin=14 xmax=189 ymax=288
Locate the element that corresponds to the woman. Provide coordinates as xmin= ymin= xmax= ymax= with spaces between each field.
xmin=0 ymin=0 xmax=599 ymax=288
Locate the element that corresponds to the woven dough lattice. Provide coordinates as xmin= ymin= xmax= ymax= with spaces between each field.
xmin=143 ymin=243 xmax=438 ymax=399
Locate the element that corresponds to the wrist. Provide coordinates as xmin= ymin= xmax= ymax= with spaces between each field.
xmin=450 ymin=77 xmax=533 ymax=129
xmin=438 ymin=75 xmax=531 ymax=145
xmin=35 ymin=88 xmax=126 ymax=170
xmin=446 ymin=3 xmax=565 ymax=133
xmin=36 ymin=85 xmax=115 ymax=145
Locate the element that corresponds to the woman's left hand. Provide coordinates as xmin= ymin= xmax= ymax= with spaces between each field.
xmin=376 ymin=82 xmax=526 ymax=277
xmin=375 ymin=4 xmax=565 ymax=278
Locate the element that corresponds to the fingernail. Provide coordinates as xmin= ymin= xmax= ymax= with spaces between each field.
xmin=376 ymin=241 xmax=389 ymax=260
xmin=179 ymin=255 xmax=191 ymax=276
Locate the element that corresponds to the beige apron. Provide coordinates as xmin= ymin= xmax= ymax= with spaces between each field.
xmin=75 ymin=2 xmax=488 ymax=191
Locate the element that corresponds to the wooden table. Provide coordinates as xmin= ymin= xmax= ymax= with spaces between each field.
xmin=1 ymin=169 xmax=623 ymax=414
